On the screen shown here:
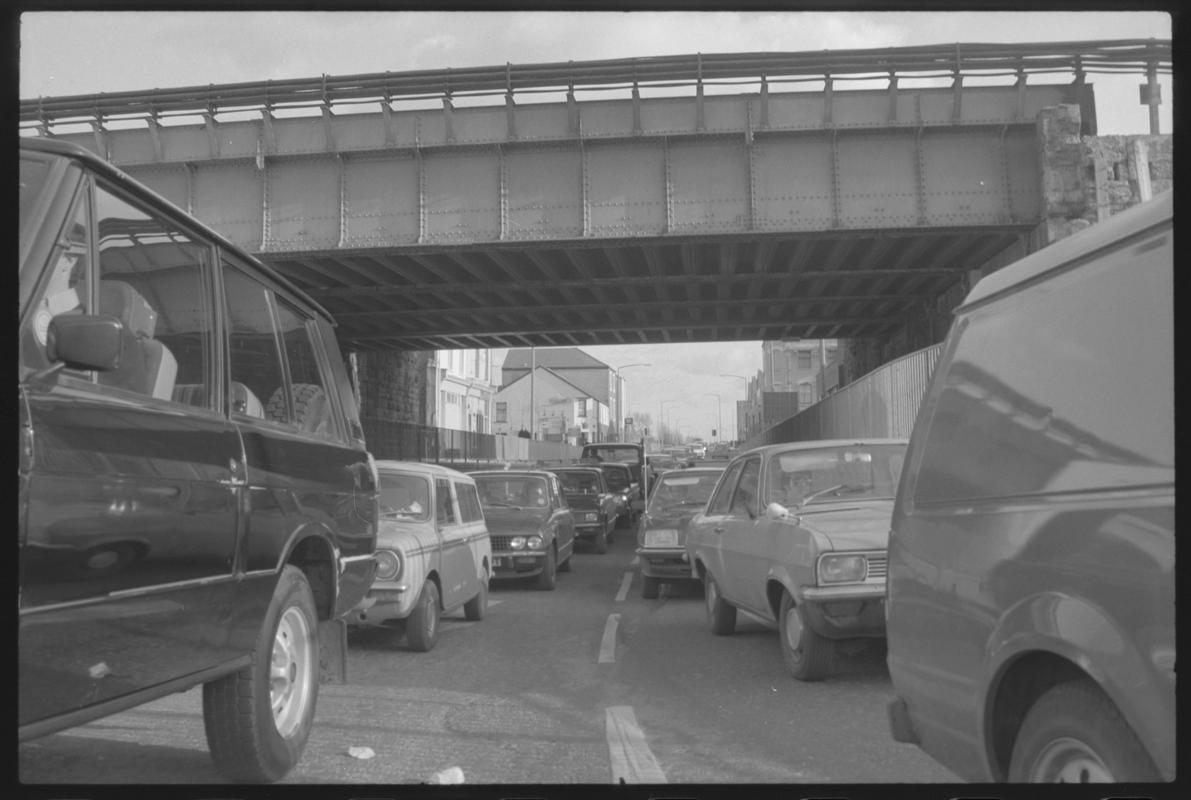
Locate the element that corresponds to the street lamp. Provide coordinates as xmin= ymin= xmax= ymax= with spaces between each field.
xmin=703 ymin=393 xmax=721 ymax=444
xmin=615 ymin=363 xmax=651 ymax=442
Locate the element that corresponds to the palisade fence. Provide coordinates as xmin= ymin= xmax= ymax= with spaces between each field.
xmin=360 ymin=418 xmax=581 ymax=465
xmin=743 ymin=343 xmax=943 ymax=448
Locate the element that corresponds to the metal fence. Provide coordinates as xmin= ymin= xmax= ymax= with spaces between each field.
xmin=743 ymin=343 xmax=942 ymax=447
xmin=361 ymin=418 xmax=581 ymax=466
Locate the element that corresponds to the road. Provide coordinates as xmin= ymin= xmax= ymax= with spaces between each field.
xmin=19 ymin=526 xmax=955 ymax=787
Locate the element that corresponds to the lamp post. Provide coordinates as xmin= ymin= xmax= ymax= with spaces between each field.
xmin=660 ymin=400 xmax=678 ymax=446
xmin=615 ymin=363 xmax=651 ymax=442
xmin=703 ymin=392 xmax=721 ymax=444
xmin=721 ymin=374 xmax=748 ymax=442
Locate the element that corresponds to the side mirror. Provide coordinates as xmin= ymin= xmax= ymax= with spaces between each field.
xmin=765 ymin=502 xmax=791 ymax=521
xmin=46 ymin=314 xmax=124 ymax=371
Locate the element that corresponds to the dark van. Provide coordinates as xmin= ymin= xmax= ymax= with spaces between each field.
xmin=19 ymin=137 xmax=378 ymax=782
xmin=884 ymin=190 xmax=1173 ymax=782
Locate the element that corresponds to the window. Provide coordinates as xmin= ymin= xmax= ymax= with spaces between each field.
xmin=730 ymin=458 xmax=760 ymax=517
xmin=456 ymin=483 xmax=484 ymax=523
xmin=798 ymin=351 xmax=813 ymax=369
xmin=95 ymin=183 xmax=212 ymax=405
xmin=495 ymin=402 xmax=508 ymax=424
xmin=799 ymin=382 xmax=813 ymax=407
xmin=436 ymin=479 xmax=457 ymax=524
xmin=708 ymin=460 xmax=745 ymax=514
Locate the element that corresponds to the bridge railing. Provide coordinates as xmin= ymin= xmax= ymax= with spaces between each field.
xmin=20 ymin=39 xmax=1169 ymax=131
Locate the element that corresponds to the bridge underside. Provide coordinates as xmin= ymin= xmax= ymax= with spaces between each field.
xmin=266 ymin=225 xmax=1024 ymax=350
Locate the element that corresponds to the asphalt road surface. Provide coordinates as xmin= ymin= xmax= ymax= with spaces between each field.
xmin=19 ymin=525 xmax=955 ymax=787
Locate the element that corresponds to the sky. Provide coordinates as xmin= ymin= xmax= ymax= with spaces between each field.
xmin=18 ymin=9 xmax=1174 ymax=441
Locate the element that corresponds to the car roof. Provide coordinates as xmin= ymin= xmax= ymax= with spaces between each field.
xmin=962 ymin=189 xmax=1172 ymax=308
xmin=471 ymin=470 xmax=554 ymax=478
xmin=21 ymin=136 xmax=336 ymax=323
xmin=735 ymin=439 xmax=909 ymax=459
xmin=375 ymin=460 xmax=476 ymax=482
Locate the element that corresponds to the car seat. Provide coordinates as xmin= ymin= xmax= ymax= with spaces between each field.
xmin=98 ymin=280 xmax=177 ymax=400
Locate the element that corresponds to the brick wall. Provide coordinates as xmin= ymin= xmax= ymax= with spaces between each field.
xmin=353 ymin=350 xmax=430 ymax=458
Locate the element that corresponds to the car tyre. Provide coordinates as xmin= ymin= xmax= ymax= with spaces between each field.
xmin=779 ymin=590 xmax=834 ymax=681
xmin=641 ymin=575 xmax=660 ymax=600
xmin=704 ymin=572 xmax=736 ymax=635
xmin=558 ymin=548 xmax=572 ymax=572
xmin=1008 ymin=680 xmax=1161 ymax=782
xmin=535 ymin=546 xmax=557 ymax=590
xmin=463 ymin=571 xmax=488 ymax=621
xmin=202 ymin=565 xmax=318 ymax=782
xmin=405 ymin=579 xmax=440 ymax=652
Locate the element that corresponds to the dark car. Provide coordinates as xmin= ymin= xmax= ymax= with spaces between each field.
xmin=551 ymin=466 xmax=620 ymax=554
xmin=592 ymin=462 xmax=638 ymax=528
xmin=18 ymin=138 xmax=378 ymax=783
xmin=580 ymin=442 xmax=651 ymax=515
xmin=472 ymin=470 xmax=576 ymax=590
xmin=885 ymin=190 xmax=1173 ymax=782
xmin=687 ymin=439 xmax=908 ymax=680
xmin=635 ymin=466 xmax=723 ymax=598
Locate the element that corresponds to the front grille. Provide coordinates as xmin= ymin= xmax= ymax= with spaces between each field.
xmin=491 ymin=535 xmax=514 ymax=551
xmin=866 ymin=554 xmax=888 ymax=580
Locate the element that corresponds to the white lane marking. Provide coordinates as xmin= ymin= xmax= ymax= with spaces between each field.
xmin=487 ymin=599 xmax=504 ymax=607
xmin=598 ymin=613 xmax=620 ymax=663
xmin=614 ymin=571 xmax=633 ymax=602
xmin=605 ymin=706 xmax=667 ymax=783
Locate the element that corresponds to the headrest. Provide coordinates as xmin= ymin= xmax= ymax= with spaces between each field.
xmin=100 ymin=281 xmax=158 ymax=338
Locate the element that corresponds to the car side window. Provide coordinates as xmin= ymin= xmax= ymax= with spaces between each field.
xmin=456 ymin=483 xmax=484 ymax=523
xmin=708 ymin=461 xmax=745 ymax=514
xmin=551 ymin=476 xmax=568 ymax=509
xmin=95 ymin=183 xmax=213 ymax=405
xmin=730 ymin=457 xmax=761 ymax=518
xmin=436 ymin=479 xmax=457 ymax=525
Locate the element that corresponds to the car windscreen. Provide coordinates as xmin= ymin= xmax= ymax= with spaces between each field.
xmin=476 ymin=475 xmax=550 ymax=508
xmin=379 ymin=473 xmax=432 ymax=521
xmin=601 ymin=467 xmax=631 ymax=492
xmin=582 ymin=446 xmax=641 ymax=463
xmin=557 ymin=471 xmax=601 ymax=494
xmin=647 ymin=473 xmax=720 ymax=512
xmin=765 ymin=444 xmax=906 ymax=507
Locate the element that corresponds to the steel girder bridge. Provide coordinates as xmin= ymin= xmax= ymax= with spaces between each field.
xmin=21 ymin=39 xmax=1170 ymax=351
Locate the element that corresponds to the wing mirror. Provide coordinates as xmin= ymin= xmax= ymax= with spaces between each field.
xmin=47 ymin=314 xmax=124 ymax=370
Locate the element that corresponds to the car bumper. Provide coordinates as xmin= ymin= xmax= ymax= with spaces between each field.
xmin=345 ymin=586 xmax=414 ymax=627
xmin=573 ymin=522 xmax=604 ymax=539
xmin=635 ymin=547 xmax=695 ymax=579
xmin=797 ymin=582 xmax=886 ymax=638
xmin=336 ymin=554 xmax=380 ymax=617
xmin=491 ymin=551 xmax=546 ymax=578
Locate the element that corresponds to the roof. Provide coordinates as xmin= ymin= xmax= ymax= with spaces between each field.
xmin=501 ymin=347 xmax=611 ymax=371
xmin=470 ymin=469 xmax=556 ymax=478
xmin=497 ymin=365 xmax=594 ymax=399
xmin=375 ymin=460 xmax=476 ymax=481
xmin=963 ymin=189 xmax=1172 ymax=308
xmin=737 ymin=439 xmax=909 ymax=458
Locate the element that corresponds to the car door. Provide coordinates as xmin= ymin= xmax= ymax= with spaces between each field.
xmin=692 ymin=459 xmax=745 ymax=592
xmin=455 ymin=480 xmax=491 ymax=587
xmin=20 ymin=172 xmax=243 ymax=727
xmin=549 ymin=474 xmax=575 ymax=561
xmin=717 ymin=455 xmax=766 ymax=613
xmin=436 ymin=477 xmax=476 ymax=609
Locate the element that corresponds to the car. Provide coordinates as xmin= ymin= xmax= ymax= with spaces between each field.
xmin=346 ymin=462 xmax=491 ymax=651
xmin=472 ymin=470 xmax=576 ymax=590
xmin=550 ymin=466 xmax=620 ymax=554
xmin=592 ymin=461 xmax=638 ymax=528
xmin=686 ymin=439 xmax=908 ymax=681
xmin=636 ymin=466 xmax=724 ymax=598
xmin=18 ymin=137 xmax=378 ymax=782
xmin=580 ymin=442 xmax=650 ymax=514
xmin=884 ymin=190 xmax=1174 ymax=782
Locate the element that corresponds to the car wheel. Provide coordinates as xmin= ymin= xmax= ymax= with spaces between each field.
xmin=558 ymin=548 xmax=572 ymax=572
xmin=463 ymin=570 xmax=488 ymax=621
xmin=535 ymin=546 xmax=557 ymax=590
xmin=779 ymin=590 xmax=834 ymax=681
xmin=405 ymin=579 xmax=440 ymax=652
xmin=704 ymin=572 xmax=736 ymax=635
xmin=593 ymin=524 xmax=608 ymax=555
xmin=1009 ymin=680 xmax=1161 ymax=782
xmin=202 ymin=565 xmax=318 ymax=782
xmin=641 ymin=575 xmax=660 ymax=600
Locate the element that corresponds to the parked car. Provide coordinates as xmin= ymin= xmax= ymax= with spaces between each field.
xmin=18 ymin=137 xmax=378 ymax=782
xmin=636 ymin=466 xmax=724 ymax=598
xmin=346 ymin=462 xmax=491 ymax=651
xmin=472 ymin=470 xmax=575 ymax=590
xmin=885 ymin=190 xmax=1174 ymax=782
xmin=550 ymin=466 xmax=619 ymax=554
xmin=593 ymin=462 xmax=637 ymax=528
xmin=687 ymin=439 xmax=908 ymax=680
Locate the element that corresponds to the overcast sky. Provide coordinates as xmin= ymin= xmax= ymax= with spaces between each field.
xmin=19 ymin=10 xmax=1173 ymax=441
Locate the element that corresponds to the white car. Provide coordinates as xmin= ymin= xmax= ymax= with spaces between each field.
xmin=347 ymin=462 xmax=491 ymax=651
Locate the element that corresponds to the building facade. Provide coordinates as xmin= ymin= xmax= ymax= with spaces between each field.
xmin=499 ymin=347 xmax=630 ymax=441
xmin=427 ymin=349 xmax=497 ymax=433
xmin=494 ymin=366 xmax=609 ymax=444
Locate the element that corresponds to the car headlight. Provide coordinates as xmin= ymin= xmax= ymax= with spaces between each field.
xmin=510 ymin=536 xmax=526 ymax=549
xmin=527 ymin=535 xmax=544 ymax=550
xmin=817 ymin=553 xmax=868 ymax=584
xmin=374 ymin=549 xmax=402 ymax=581
xmin=643 ymin=528 xmax=679 ymax=548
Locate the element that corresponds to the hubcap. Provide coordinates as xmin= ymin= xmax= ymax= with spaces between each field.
xmin=1030 ymin=737 xmax=1114 ymax=782
xmin=270 ymin=606 xmax=313 ymax=738
xmin=706 ymin=579 xmax=717 ymax=612
xmin=784 ymin=606 xmax=804 ymax=653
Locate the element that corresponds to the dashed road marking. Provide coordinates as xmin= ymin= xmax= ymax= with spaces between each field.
xmin=598 ymin=613 xmax=620 ymax=663
xmin=614 ymin=571 xmax=633 ymax=602
xmin=605 ymin=706 xmax=667 ymax=783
